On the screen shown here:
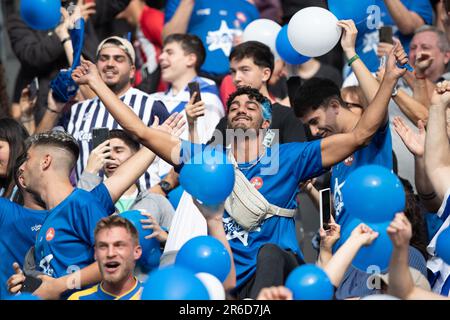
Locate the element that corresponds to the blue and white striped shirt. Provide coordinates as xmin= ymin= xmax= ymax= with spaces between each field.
xmin=65 ymin=87 xmax=170 ymax=189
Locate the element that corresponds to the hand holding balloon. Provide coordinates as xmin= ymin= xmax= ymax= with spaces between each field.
xmin=337 ymin=20 xmax=358 ymax=60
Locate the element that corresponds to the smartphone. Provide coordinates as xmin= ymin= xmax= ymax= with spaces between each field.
xmin=29 ymin=77 xmax=39 ymax=100
xmin=92 ymin=127 xmax=110 ymax=150
xmin=188 ymin=81 xmax=202 ymax=104
xmin=379 ymin=26 xmax=393 ymax=44
xmin=445 ymin=0 xmax=450 ymax=13
xmin=21 ymin=275 xmax=43 ymax=293
xmin=320 ymin=188 xmax=332 ymax=230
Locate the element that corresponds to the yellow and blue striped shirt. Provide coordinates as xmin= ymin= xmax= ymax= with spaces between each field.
xmin=68 ymin=278 xmax=142 ymax=300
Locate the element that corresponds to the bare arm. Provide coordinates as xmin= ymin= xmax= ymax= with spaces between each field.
xmin=72 ymin=61 xmax=182 ymax=166
xmin=383 ymin=0 xmax=426 ymax=35
xmin=324 ymin=224 xmax=378 ymax=287
xmin=193 ymin=200 xmax=236 ymax=290
xmin=425 ymin=83 xmax=450 ymax=200
xmin=393 ymin=89 xmax=429 ymax=124
xmin=162 ymin=0 xmax=195 ymax=39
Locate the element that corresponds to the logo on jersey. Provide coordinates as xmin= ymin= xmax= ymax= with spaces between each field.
xmin=344 ymin=155 xmax=354 ymax=166
xmin=206 ymin=20 xmax=237 ymax=56
xmin=223 ymin=216 xmax=260 ymax=246
xmin=250 ymin=177 xmax=263 ymax=190
xmin=46 ymin=228 xmax=55 ymax=242
xmin=31 ymin=224 xmax=42 ymax=232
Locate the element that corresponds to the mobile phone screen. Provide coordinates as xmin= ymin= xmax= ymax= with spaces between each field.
xmin=320 ymin=188 xmax=332 ymax=230
xmin=188 ymin=81 xmax=201 ymax=103
xmin=92 ymin=127 xmax=110 ymax=150
xmin=379 ymin=26 xmax=393 ymax=44
xmin=29 ymin=77 xmax=39 ymax=100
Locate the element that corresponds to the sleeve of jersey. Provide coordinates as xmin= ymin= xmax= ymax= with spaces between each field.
xmin=290 ymin=140 xmax=325 ymax=182
xmin=90 ymin=183 xmax=116 ymax=215
xmin=164 ymin=0 xmax=181 ymax=23
xmin=409 ymin=0 xmax=433 ymax=25
xmin=150 ymin=100 xmax=170 ymax=125
xmin=0 ymin=198 xmax=12 ymax=227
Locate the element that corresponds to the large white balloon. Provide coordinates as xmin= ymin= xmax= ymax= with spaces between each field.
xmin=242 ymin=19 xmax=281 ymax=60
xmin=195 ymin=272 xmax=226 ymax=300
xmin=287 ymin=7 xmax=342 ymax=57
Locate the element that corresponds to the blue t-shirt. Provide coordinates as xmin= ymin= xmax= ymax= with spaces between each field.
xmin=354 ymin=0 xmax=432 ymax=73
xmin=165 ymin=0 xmax=259 ymax=76
xmin=0 ymin=199 xmax=47 ymax=300
xmin=180 ymin=140 xmax=325 ymax=288
xmin=34 ymin=183 xmax=115 ymax=281
xmin=332 ymin=122 xmax=393 ymax=249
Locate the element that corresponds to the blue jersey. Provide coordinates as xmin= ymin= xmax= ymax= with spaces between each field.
xmin=0 ymin=199 xmax=47 ymax=299
xmin=332 ymin=122 xmax=392 ymax=248
xmin=165 ymin=0 xmax=259 ymax=76
xmin=354 ymin=0 xmax=432 ymax=73
xmin=180 ymin=140 xmax=325 ymax=288
xmin=68 ymin=278 xmax=142 ymax=300
xmin=34 ymin=183 xmax=115 ymax=281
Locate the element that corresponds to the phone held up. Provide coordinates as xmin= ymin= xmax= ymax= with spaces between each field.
xmin=92 ymin=127 xmax=110 ymax=150
xmin=188 ymin=81 xmax=202 ymax=104
xmin=320 ymin=188 xmax=333 ymax=231
xmin=28 ymin=77 xmax=39 ymax=101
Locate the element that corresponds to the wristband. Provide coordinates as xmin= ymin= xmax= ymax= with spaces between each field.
xmin=347 ymin=54 xmax=360 ymax=67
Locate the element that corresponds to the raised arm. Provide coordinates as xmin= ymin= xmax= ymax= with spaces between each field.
xmin=323 ymin=223 xmax=378 ymax=287
xmin=162 ymin=0 xmax=195 ymax=39
xmin=72 ymin=60 xmax=182 ymax=166
xmin=338 ymin=20 xmax=381 ymax=103
xmin=383 ymin=0 xmax=427 ymax=35
xmin=320 ymin=44 xmax=407 ymax=168
xmin=425 ymin=82 xmax=450 ymax=200
xmin=104 ymin=114 xmax=185 ymax=203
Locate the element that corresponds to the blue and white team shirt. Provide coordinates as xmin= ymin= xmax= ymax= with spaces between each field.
xmin=180 ymin=140 xmax=325 ymax=289
xmin=352 ymin=0 xmax=432 ymax=74
xmin=332 ymin=122 xmax=393 ymax=248
xmin=165 ymin=0 xmax=259 ymax=76
xmin=68 ymin=278 xmax=142 ymax=300
xmin=34 ymin=184 xmax=115 ymax=287
xmin=0 ymin=199 xmax=47 ymax=299
xmin=65 ymin=87 xmax=170 ymax=189
xmin=427 ymin=188 xmax=450 ymax=297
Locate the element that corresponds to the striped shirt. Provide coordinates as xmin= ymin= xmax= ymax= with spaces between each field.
xmin=68 ymin=278 xmax=142 ymax=300
xmin=149 ymin=76 xmax=225 ymax=177
xmin=65 ymin=87 xmax=170 ymax=189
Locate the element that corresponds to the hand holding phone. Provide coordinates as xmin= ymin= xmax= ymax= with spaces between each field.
xmin=379 ymin=26 xmax=393 ymax=44
xmin=319 ymin=188 xmax=332 ymax=230
xmin=188 ymin=81 xmax=202 ymax=104
xmin=92 ymin=127 xmax=110 ymax=150
xmin=29 ymin=77 xmax=39 ymax=101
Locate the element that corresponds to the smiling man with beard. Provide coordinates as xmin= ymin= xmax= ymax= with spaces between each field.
xmin=68 ymin=215 xmax=143 ymax=300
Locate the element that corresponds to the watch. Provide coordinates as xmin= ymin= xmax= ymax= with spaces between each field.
xmin=391 ymin=86 xmax=398 ymax=98
xmin=158 ymin=180 xmax=172 ymax=196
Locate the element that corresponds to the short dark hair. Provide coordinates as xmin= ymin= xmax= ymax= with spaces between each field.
xmin=109 ymin=129 xmax=140 ymax=153
xmin=163 ymin=33 xmax=206 ymax=72
xmin=293 ymin=78 xmax=343 ymax=118
xmin=229 ymin=41 xmax=274 ymax=76
xmin=26 ymin=130 xmax=80 ymax=170
xmin=94 ymin=215 xmax=139 ymax=246
xmin=0 ymin=118 xmax=29 ymax=192
xmin=226 ymin=86 xmax=271 ymax=115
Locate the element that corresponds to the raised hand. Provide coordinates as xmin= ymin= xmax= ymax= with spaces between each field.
xmin=185 ymin=92 xmax=205 ymax=125
xmin=337 ymin=20 xmax=358 ymax=59
xmin=415 ymin=52 xmax=434 ymax=78
xmin=319 ymin=215 xmax=341 ymax=251
xmin=19 ymin=86 xmax=37 ymax=118
xmin=71 ymin=60 xmax=102 ymax=86
xmin=387 ymin=212 xmax=412 ymax=249
xmin=385 ymin=39 xmax=409 ymax=80
xmin=140 ymin=212 xmax=168 ymax=243
xmin=393 ymin=117 xmax=426 ymax=157
xmin=350 ymin=223 xmax=379 ymax=246
xmin=84 ymin=140 xmax=113 ymax=174
xmin=7 ymin=262 xmax=25 ymax=294
xmin=152 ymin=113 xmax=186 ymax=137
xmin=431 ymin=80 xmax=450 ymax=107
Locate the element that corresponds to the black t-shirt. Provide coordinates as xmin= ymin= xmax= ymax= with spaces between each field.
xmin=207 ymin=103 xmax=308 ymax=146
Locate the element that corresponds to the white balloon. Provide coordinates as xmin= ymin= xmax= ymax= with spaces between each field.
xmin=195 ymin=272 xmax=226 ymax=300
xmin=361 ymin=294 xmax=400 ymax=300
xmin=287 ymin=7 xmax=342 ymax=57
xmin=242 ymin=18 xmax=281 ymax=60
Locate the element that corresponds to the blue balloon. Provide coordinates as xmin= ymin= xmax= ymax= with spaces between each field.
xmin=328 ymin=0 xmax=380 ymax=33
xmin=120 ymin=210 xmax=161 ymax=271
xmin=276 ymin=25 xmax=310 ymax=65
xmin=167 ymin=185 xmax=184 ymax=210
xmin=285 ymin=264 xmax=334 ymax=300
xmin=20 ymin=0 xmax=61 ymax=30
xmin=436 ymin=227 xmax=450 ymax=265
xmin=141 ymin=266 xmax=210 ymax=300
xmin=7 ymin=293 xmax=40 ymax=300
xmin=341 ymin=218 xmax=392 ymax=272
xmin=342 ymin=165 xmax=405 ymax=223
xmin=180 ymin=148 xmax=235 ymax=206
xmin=175 ymin=236 xmax=231 ymax=282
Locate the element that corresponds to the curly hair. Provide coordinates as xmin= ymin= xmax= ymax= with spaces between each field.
xmin=226 ymin=86 xmax=272 ymax=122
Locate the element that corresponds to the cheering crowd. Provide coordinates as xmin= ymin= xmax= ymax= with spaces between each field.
xmin=0 ymin=0 xmax=449 ymax=300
